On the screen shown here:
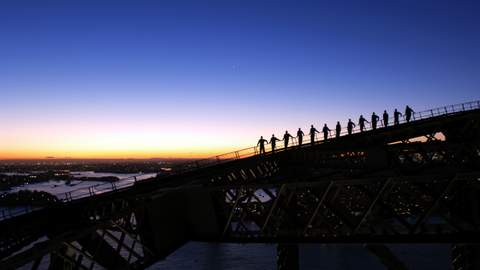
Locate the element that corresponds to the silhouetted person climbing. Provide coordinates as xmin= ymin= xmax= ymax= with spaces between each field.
xmin=383 ymin=110 xmax=389 ymax=127
xmin=394 ymin=109 xmax=402 ymax=125
xmin=297 ymin=128 xmax=305 ymax=146
xmin=257 ymin=136 xmax=268 ymax=154
xmin=322 ymin=124 xmax=331 ymax=141
xmin=359 ymin=115 xmax=369 ymax=132
xmin=270 ymin=134 xmax=280 ymax=152
xmin=405 ymin=105 xmax=414 ymax=122
xmin=335 ymin=121 xmax=341 ymax=138
xmin=309 ymin=125 xmax=319 ymax=145
xmin=347 ymin=119 xmax=356 ymax=135
xmin=283 ymin=130 xmax=294 ymax=149
xmin=371 ymin=112 xmax=380 ymax=130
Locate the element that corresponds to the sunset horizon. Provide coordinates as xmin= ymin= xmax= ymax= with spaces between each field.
xmin=2 ymin=2 xmax=479 ymax=161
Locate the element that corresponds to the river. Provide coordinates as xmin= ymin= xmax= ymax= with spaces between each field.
xmin=0 ymin=171 xmax=157 ymax=218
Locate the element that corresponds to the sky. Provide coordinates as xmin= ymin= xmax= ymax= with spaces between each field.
xmin=1 ymin=0 xmax=479 ymax=159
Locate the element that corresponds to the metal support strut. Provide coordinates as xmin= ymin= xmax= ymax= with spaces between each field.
xmin=277 ymin=243 xmax=299 ymax=270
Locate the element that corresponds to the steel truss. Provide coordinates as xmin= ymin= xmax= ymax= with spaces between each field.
xmin=0 ymin=107 xmax=479 ymax=269
xmin=217 ymin=173 xmax=480 ymax=242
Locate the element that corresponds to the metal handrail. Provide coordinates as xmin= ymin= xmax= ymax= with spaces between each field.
xmin=175 ymin=100 xmax=480 ymax=166
xmin=1 ymin=100 xmax=479 ymax=220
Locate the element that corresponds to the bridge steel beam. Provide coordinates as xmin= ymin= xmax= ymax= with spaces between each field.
xmin=452 ymin=244 xmax=480 ymax=270
xmin=364 ymin=244 xmax=408 ymax=270
xmin=277 ymin=244 xmax=299 ymax=270
xmin=0 ymin=107 xmax=479 ymax=269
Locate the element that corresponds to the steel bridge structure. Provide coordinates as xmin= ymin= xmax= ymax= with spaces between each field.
xmin=1 ymin=101 xmax=480 ymax=270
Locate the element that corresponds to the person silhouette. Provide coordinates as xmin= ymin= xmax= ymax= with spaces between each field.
xmin=347 ymin=119 xmax=356 ymax=135
xmin=383 ymin=110 xmax=389 ymax=127
xmin=283 ymin=130 xmax=294 ymax=149
xmin=270 ymin=134 xmax=280 ymax=152
xmin=322 ymin=124 xmax=331 ymax=141
xmin=257 ymin=136 xmax=268 ymax=154
xmin=394 ymin=109 xmax=402 ymax=125
xmin=359 ymin=115 xmax=369 ymax=132
xmin=371 ymin=112 xmax=380 ymax=130
xmin=309 ymin=125 xmax=319 ymax=145
xmin=297 ymin=128 xmax=305 ymax=146
xmin=335 ymin=121 xmax=341 ymax=138
xmin=405 ymin=105 xmax=414 ymax=122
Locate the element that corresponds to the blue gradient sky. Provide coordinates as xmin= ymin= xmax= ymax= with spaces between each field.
xmin=1 ymin=0 xmax=479 ymax=158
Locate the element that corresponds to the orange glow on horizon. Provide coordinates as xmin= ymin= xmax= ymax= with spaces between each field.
xmin=0 ymin=142 xmax=264 ymax=159
xmin=0 ymin=146 xmax=250 ymax=160
xmin=0 ymin=123 xmax=259 ymax=160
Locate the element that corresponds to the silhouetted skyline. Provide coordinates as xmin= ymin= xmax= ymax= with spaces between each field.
xmin=1 ymin=1 xmax=479 ymax=159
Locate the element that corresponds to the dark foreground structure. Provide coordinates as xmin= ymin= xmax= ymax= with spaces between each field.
xmin=1 ymin=101 xmax=480 ymax=270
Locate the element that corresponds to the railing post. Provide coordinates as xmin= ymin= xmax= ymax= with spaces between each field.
xmin=134 ymin=176 xmax=137 ymax=183
xmin=430 ymin=110 xmax=433 ymax=117
xmin=462 ymin=104 xmax=465 ymax=111
xmin=444 ymin=107 xmax=448 ymax=114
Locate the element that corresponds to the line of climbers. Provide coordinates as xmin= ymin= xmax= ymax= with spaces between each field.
xmin=257 ymin=105 xmax=414 ymax=154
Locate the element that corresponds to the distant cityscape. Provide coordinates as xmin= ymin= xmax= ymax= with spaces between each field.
xmin=0 ymin=158 xmax=195 ymax=174
xmin=0 ymin=159 xmax=194 ymax=206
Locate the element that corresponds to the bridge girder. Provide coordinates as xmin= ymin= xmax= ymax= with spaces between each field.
xmin=0 ymin=108 xmax=479 ymax=269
